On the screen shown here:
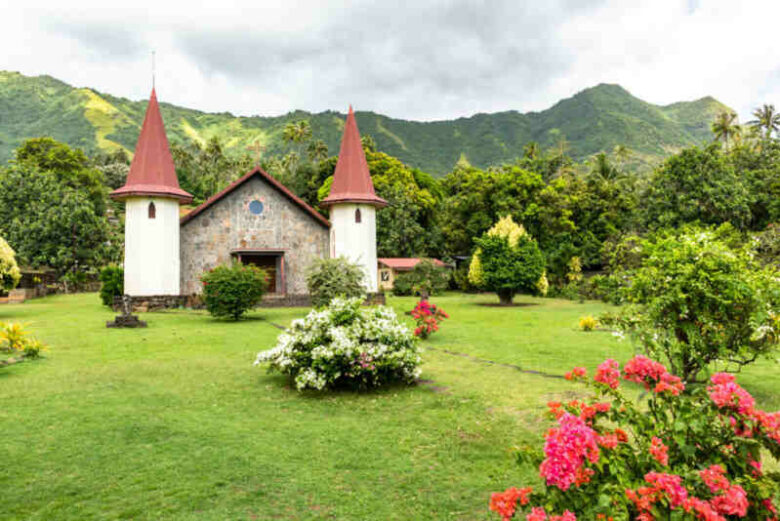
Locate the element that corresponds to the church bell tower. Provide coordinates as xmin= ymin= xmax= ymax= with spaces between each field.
xmin=110 ymin=89 xmax=192 ymax=296
xmin=321 ymin=106 xmax=387 ymax=292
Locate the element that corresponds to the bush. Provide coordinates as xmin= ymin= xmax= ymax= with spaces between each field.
xmin=469 ymin=216 xmax=546 ymax=305
xmin=98 ymin=265 xmax=124 ymax=307
xmin=254 ymin=297 xmax=420 ymax=391
xmin=1 ymin=322 xmax=47 ymax=361
xmin=578 ymin=316 xmax=597 ymax=332
xmin=411 ymin=300 xmax=449 ymax=339
xmin=0 ymin=236 xmax=21 ymax=294
xmin=604 ymin=228 xmax=780 ymax=383
xmin=489 ymin=356 xmax=780 ymax=520
xmin=392 ymin=259 xmax=450 ymax=296
xmin=200 ymin=263 xmax=268 ymax=320
xmin=306 ymin=256 xmax=365 ymax=308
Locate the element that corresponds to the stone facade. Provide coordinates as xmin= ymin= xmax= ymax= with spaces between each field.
xmin=180 ymin=174 xmax=330 ymax=296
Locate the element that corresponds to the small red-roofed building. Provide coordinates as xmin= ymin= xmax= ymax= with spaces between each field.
xmin=377 ymin=258 xmax=449 ymax=291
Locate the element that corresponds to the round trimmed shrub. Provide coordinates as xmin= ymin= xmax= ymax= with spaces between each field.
xmin=98 ymin=265 xmax=124 ymax=307
xmin=391 ymin=259 xmax=450 ymax=296
xmin=254 ymin=297 xmax=420 ymax=391
xmin=200 ymin=263 xmax=268 ymax=320
xmin=0 ymin=236 xmax=21 ymax=294
xmin=305 ymin=256 xmax=365 ymax=308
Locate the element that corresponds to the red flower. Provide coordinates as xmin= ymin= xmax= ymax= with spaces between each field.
xmin=564 ymin=367 xmax=587 ymax=381
xmin=649 ymin=437 xmax=669 ymax=466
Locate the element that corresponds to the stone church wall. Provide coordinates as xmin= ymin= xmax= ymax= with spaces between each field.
xmin=180 ymin=175 xmax=329 ymax=296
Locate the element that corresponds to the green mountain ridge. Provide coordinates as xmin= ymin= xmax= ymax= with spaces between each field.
xmin=0 ymin=71 xmax=731 ymax=175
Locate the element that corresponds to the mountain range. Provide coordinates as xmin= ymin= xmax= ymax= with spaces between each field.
xmin=0 ymin=71 xmax=731 ymax=176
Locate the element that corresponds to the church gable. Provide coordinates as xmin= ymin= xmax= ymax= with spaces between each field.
xmin=179 ymin=167 xmax=330 ymax=296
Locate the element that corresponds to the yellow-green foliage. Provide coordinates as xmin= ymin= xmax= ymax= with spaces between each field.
xmin=487 ymin=215 xmax=526 ymax=247
xmin=567 ymin=256 xmax=583 ymax=283
xmin=0 ymin=236 xmax=21 ymax=292
xmin=536 ymin=271 xmax=549 ymax=296
xmin=579 ymin=316 xmax=598 ymax=332
xmin=0 ymin=322 xmax=46 ymax=358
xmin=468 ymin=249 xmax=484 ymax=287
xmin=81 ymin=89 xmax=132 ymax=155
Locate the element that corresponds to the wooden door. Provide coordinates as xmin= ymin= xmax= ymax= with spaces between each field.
xmin=241 ymin=255 xmax=278 ymax=293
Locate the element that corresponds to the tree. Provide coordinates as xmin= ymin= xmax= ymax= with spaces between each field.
xmin=469 ymin=216 xmax=546 ymax=305
xmin=711 ymin=110 xmax=741 ymax=147
xmin=0 ymin=165 xmax=116 ymax=276
xmin=606 ymin=227 xmax=780 ymax=383
xmin=642 ymin=144 xmax=752 ymax=230
xmin=748 ymin=103 xmax=780 ymax=139
xmin=14 ymin=137 xmax=108 ymax=215
xmin=172 ymin=137 xmax=253 ymax=205
xmin=0 ymin=236 xmax=21 ymax=294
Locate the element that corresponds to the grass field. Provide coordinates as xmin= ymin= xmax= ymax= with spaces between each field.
xmin=0 ymin=293 xmax=777 ymax=520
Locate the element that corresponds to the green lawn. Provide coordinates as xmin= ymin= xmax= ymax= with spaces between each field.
xmin=0 ymin=293 xmax=777 ymax=520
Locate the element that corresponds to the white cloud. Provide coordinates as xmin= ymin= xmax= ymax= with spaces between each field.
xmin=1 ymin=0 xmax=779 ymax=121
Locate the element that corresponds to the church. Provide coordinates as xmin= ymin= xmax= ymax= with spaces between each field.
xmin=110 ymin=90 xmax=387 ymax=304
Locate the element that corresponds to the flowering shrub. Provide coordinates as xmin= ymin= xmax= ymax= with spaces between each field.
xmin=490 ymin=356 xmax=779 ymax=520
xmin=579 ymin=316 xmax=598 ymax=332
xmin=410 ymin=300 xmax=449 ymax=338
xmin=254 ymin=297 xmax=421 ymax=391
xmin=200 ymin=263 xmax=268 ymax=320
xmin=603 ymin=228 xmax=780 ymax=383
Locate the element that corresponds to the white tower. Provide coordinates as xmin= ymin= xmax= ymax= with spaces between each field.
xmin=321 ymin=107 xmax=387 ymax=292
xmin=110 ymin=89 xmax=193 ymax=296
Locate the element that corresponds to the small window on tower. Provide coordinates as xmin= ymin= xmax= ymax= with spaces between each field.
xmin=355 ymin=208 xmax=362 ymax=223
xmin=148 ymin=201 xmax=156 ymax=219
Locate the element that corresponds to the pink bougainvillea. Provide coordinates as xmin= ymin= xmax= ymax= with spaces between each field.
xmin=488 ymin=356 xmax=780 ymax=520
xmin=539 ymin=413 xmax=600 ymax=491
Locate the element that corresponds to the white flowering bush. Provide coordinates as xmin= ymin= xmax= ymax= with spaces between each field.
xmin=254 ymin=297 xmax=421 ymax=391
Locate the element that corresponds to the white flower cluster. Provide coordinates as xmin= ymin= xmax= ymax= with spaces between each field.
xmin=254 ymin=297 xmax=421 ymax=391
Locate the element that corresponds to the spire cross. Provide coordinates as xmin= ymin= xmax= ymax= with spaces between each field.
xmin=246 ymin=141 xmax=266 ymax=165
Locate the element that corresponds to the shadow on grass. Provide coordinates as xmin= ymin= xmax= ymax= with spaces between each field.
xmin=256 ymin=372 xmax=426 ymax=400
xmin=475 ymin=302 xmax=540 ymax=308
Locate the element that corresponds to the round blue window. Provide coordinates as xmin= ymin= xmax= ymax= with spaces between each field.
xmin=249 ymin=200 xmax=264 ymax=215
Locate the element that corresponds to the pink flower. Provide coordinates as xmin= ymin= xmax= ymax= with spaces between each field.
xmin=644 ymin=472 xmax=688 ymax=508
xmin=594 ymin=359 xmax=620 ymax=389
xmin=597 ymin=433 xmax=619 ymax=449
xmin=707 ymin=373 xmax=755 ymax=414
xmin=549 ymin=511 xmax=576 ymax=521
xmin=649 ymin=437 xmax=669 ymax=466
xmin=710 ymin=485 xmax=748 ymax=517
xmin=699 ymin=465 xmax=729 ymax=494
xmin=539 ymin=413 xmax=600 ymax=491
xmin=623 ymin=355 xmax=685 ymax=395
xmin=527 ymin=507 xmax=547 ymax=521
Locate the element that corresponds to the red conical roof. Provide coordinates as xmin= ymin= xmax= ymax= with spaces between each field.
xmin=321 ymin=106 xmax=387 ymax=208
xmin=110 ymin=89 xmax=192 ymax=202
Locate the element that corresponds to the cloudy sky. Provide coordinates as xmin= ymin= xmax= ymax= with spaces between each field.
xmin=3 ymin=0 xmax=780 ymax=121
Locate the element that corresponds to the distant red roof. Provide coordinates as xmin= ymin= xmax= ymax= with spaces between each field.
xmin=111 ymin=89 xmax=192 ymax=202
xmin=377 ymin=258 xmax=448 ymax=271
xmin=321 ymin=106 xmax=387 ymax=208
xmin=180 ymin=165 xmax=330 ymax=228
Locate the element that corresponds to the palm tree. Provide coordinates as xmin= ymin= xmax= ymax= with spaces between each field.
xmin=588 ymin=152 xmax=619 ymax=182
xmin=282 ymin=120 xmax=312 ymax=145
xmin=306 ymin=139 xmax=329 ymax=162
xmin=523 ymin=141 xmax=541 ymax=160
xmin=748 ymin=104 xmax=780 ymax=139
xmin=612 ymin=144 xmax=632 ymax=172
xmin=711 ymin=111 xmax=741 ymax=147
